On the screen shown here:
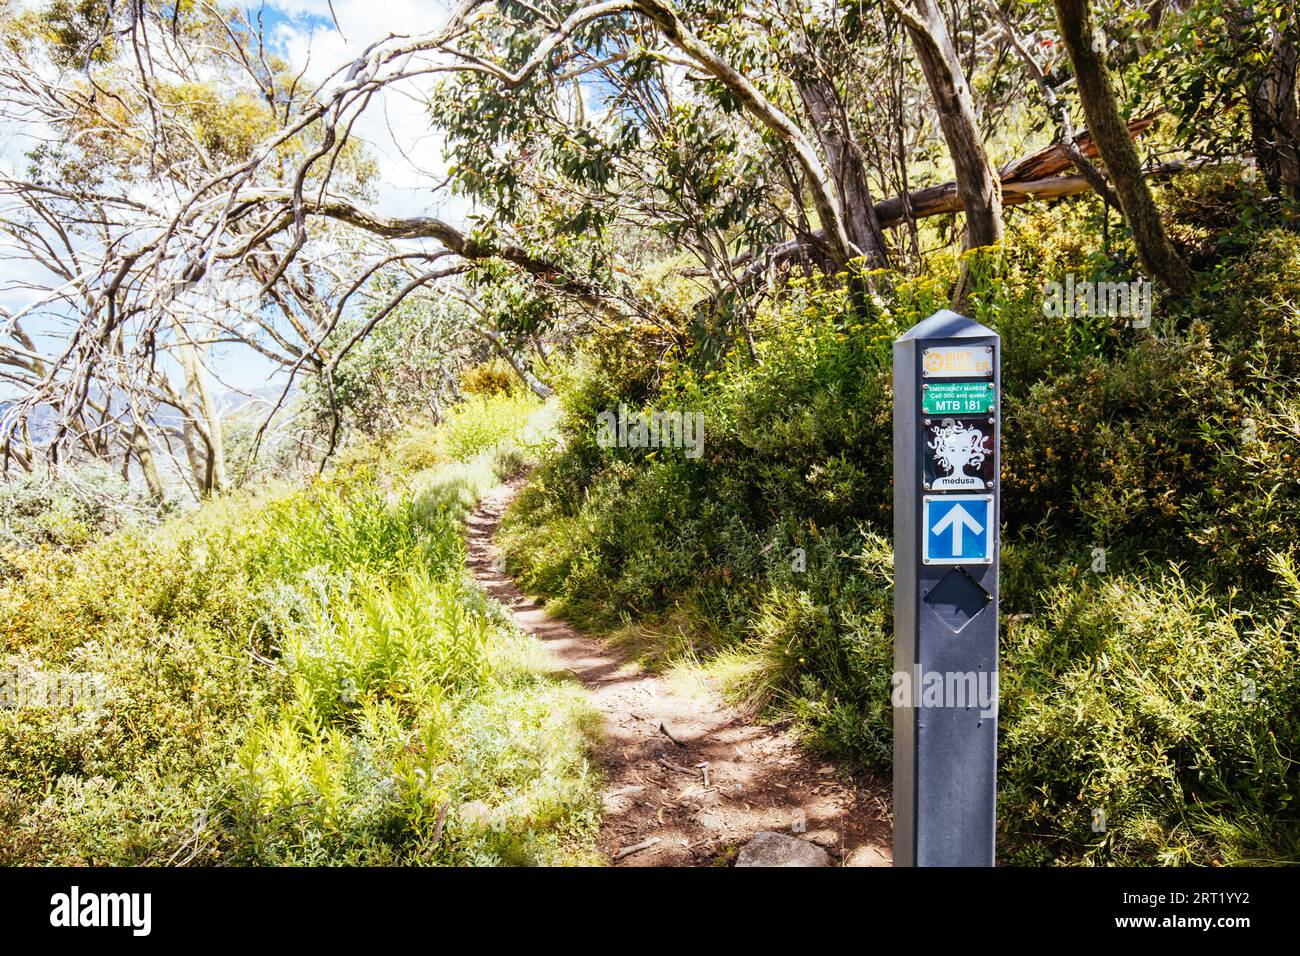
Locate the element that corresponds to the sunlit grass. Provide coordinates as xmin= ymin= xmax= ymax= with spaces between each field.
xmin=0 ymin=392 xmax=600 ymax=866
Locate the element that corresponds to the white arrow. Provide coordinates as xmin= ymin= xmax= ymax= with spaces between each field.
xmin=933 ymin=503 xmax=983 ymax=554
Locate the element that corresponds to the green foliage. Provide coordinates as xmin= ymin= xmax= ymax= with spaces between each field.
xmin=1003 ymin=328 xmax=1230 ymax=555
xmin=302 ymin=293 xmax=488 ymax=441
xmin=460 ymin=358 xmax=518 ymax=396
xmin=34 ymin=0 xmax=115 ymax=67
xmin=437 ymin=391 xmax=542 ymax=463
xmin=1204 ymin=225 xmax=1300 ymax=349
xmin=1159 ymin=165 xmax=1274 ymax=269
xmin=220 ymin=404 xmax=311 ymax=489
xmin=385 ymin=422 xmax=444 ymax=476
xmin=0 ymin=461 xmax=155 ymax=554
xmin=501 ymin=200 xmax=1300 ymax=865
xmin=1143 ymin=0 xmax=1298 ymax=198
xmin=999 ymin=562 xmax=1300 ymax=865
xmin=0 ymin=392 xmax=597 ymax=865
xmin=6 ymin=0 xmax=1297 ymax=871
xmin=500 ymin=281 xmax=912 ymax=769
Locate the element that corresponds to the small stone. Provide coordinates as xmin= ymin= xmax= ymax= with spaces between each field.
xmin=807 ymin=829 xmax=839 ymax=847
xmin=843 ymin=845 xmax=891 ymax=867
xmin=734 ymin=831 xmax=831 ymax=867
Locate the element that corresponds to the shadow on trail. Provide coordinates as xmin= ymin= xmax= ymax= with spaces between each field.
xmin=465 ymin=478 xmax=893 ymax=867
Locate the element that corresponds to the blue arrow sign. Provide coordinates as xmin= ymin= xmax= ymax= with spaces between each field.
xmin=923 ymin=495 xmax=994 ymax=565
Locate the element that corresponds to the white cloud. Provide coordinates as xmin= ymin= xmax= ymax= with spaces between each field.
xmin=0 ymin=2 xmax=475 ymax=379
xmin=262 ymin=0 xmax=469 ymax=223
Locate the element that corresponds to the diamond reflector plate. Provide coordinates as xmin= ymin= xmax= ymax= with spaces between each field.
xmin=923 ymin=567 xmax=991 ymax=633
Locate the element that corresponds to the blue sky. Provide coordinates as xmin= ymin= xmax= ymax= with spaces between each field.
xmin=1 ymin=1 xmax=459 ymax=400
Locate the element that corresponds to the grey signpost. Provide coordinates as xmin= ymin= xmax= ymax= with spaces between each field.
xmin=892 ymin=309 xmax=1000 ymax=867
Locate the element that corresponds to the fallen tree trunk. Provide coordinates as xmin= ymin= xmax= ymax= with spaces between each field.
xmin=875 ymin=111 xmax=1164 ymax=228
xmin=686 ymin=113 xmax=1176 ymax=281
xmin=996 ymin=111 xmax=1162 ymax=182
xmin=874 ymin=161 xmax=1186 ymax=228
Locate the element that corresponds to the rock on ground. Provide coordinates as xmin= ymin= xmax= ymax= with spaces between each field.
xmin=843 ymin=845 xmax=891 ymax=867
xmin=734 ymin=832 xmax=832 ymax=867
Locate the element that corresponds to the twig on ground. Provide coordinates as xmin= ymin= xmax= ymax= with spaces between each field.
xmin=613 ymin=836 xmax=662 ymax=860
xmin=659 ymin=756 xmax=697 ymax=775
xmin=421 ymin=801 xmax=452 ymax=863
xmin=431 ymin=801 xmax=451 ymax=844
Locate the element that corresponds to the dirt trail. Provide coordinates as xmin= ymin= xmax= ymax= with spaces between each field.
xmin=465 ymin=478 xmax=893 ymax=867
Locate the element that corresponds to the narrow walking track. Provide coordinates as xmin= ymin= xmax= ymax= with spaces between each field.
xmin=466 ymin=478 xmax=893 ymax=866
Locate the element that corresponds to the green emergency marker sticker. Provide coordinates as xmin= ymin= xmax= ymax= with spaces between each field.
xmin=922 ymin=381 xmax=995 ymax=415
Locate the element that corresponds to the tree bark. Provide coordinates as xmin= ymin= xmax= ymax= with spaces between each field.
xmin=889 ymin=0 xmax=1004 ymax=249
xmin=794 ymin=73 xmax=891 ymax=269
xmin=129 ymin=424 xmax=165 ymax=503
xmin=1250 ymin=20 xmax=1300 ymax=200
xmin=173 ymin=321 xmax=227 ymax=494
xmin=1053 ymin=0 xmax=1193 ymax=296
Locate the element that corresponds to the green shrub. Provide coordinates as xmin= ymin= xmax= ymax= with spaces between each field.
xmin=218 ymin=567 xmax=598 ymax=866
xmin=999 ymin=561 xmax=1300 ymax=865
xmin=501 ymin=204 xmax=1300 ymax=865
xmin=0 ymin=396 xmax=597 ymax=866
xmin=0 ymin=462 xmax=154 ymax=553
xmin=438 ymin=392 xmax=541 ymax=463
xmin=1159 ymin=166 xmax=1273 ymax=270
xmin=460 ymin=358 xmax=518 ymax=396
xmin=1004 ymin=328 xmax=1228 ymax=548
xmin=384 ymin=421 xmax=443 ymax=475
xmin=1201 ymin=226 xmax=1300 ymax=354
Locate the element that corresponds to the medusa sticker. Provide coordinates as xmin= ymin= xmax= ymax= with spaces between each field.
xmin=925 ymin=419 xmax=994 ymax=490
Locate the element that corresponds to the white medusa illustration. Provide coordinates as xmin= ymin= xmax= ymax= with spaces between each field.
xmin=928 ymin=420 xmax=988 ymax=489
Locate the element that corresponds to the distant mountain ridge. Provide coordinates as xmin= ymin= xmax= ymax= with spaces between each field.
xmin=0 ymin=382 xmax=293 ymax=440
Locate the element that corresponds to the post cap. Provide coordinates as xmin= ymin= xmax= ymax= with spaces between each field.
xmin=896 ymin=309 xmax=997 ymax=343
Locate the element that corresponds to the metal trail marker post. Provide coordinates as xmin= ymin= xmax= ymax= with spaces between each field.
xmin=892 ymin=310 xmax=1000 ymax=867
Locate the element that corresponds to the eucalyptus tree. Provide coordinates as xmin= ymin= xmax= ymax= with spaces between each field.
xmin=0 ymin=0 xmax=380 ymax=492
xmin=2 ymin=0 xmax=1261 ymax=483
xmin=885 ymin=0 xmax=1004 ymax=251
xmin=1052 ymin=0 xmax=1194 ymax=296
xmin=0 ymin=0 xmax=909 ymax=475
